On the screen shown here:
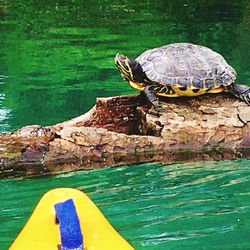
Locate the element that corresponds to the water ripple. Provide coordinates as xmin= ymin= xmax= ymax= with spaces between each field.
xmin=0 ymin=159 xmax=250 ymax=249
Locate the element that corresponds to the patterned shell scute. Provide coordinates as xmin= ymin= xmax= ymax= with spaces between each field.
xmin=135 ymin=43 xmax=236 ymax=88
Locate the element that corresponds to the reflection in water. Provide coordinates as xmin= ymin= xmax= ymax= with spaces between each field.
xmin=1 ymin=159 xmax=249 ymax=249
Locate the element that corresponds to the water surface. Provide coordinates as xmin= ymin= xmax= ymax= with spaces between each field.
xmin=0 ymin=0 xmax=249 ymax=131
xmin=1 ymin=159 xmax=250 ymax=249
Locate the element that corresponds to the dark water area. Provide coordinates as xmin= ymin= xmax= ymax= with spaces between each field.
xmin=0 ymin=0 xmax=249 ymax=249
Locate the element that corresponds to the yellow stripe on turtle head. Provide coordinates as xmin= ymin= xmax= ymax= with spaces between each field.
xmin=115 ymin=54 xmax=134 ymax=81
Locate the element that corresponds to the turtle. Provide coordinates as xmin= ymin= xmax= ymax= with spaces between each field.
xmin=114 ymin=43 xmax=250 ymax=111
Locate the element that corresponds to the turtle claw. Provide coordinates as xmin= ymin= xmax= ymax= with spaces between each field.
xmin=154 ymin=105 xmax=166 ymax=113
xmin=228 ymin=83 xmax=250 ymax=105
xmin=148 ymin=104 xmax=166 ymax=116
xmin=148 ymin=107 xmax=160 ymax=116
xmin=143 ymin=85 xmax=166 ymax=113
xmin=240 ymin=89 xmax=250 ymax=105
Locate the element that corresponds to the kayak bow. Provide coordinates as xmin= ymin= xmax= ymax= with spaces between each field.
xmin=10 ymin=188 xmax=134 ymax=250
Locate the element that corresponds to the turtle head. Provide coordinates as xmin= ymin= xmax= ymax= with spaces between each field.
xmin=115 ymin=53 xmax=144 ymax=83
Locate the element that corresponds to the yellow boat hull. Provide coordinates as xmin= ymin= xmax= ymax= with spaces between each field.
xmin=10 ymin=188 xmax=134 ymax=250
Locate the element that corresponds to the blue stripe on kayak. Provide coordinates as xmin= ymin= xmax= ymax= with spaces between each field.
xmin=54 ymin=199 xmax=84 ymax=250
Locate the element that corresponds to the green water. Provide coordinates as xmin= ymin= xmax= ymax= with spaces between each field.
xmin=0 ymin=0 xmax=249 ymax=132
xmin=0 ymin=0 xmax=249 ymax=249
xmin=1 ymin=160 xmax=250 ymax=249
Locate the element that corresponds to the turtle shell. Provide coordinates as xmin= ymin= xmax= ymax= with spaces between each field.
xmin=135 ymin=43 xmax=236 ymax=90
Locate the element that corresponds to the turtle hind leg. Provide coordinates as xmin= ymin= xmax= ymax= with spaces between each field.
xmin=227 ymin=83 xmax=250 ymax=105
xmin=143 ymin=85 xmax=163 ymax=112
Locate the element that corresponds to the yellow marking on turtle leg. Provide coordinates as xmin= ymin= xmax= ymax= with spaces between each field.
xmin=129 ymin=81 xmax=144 ymax=91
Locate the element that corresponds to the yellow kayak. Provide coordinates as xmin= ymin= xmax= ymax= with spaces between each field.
xmin=10 ymin=188 xmax=134 ymax=250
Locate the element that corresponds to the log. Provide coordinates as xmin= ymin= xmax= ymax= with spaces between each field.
xmin=0 ymin=93 xmax=249 ymax=177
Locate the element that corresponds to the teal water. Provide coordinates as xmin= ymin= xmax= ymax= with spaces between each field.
xmin=1 ymin=160 xmax=250 ymax=249
xmin=0 ymin=0 xmax=250 ymax=249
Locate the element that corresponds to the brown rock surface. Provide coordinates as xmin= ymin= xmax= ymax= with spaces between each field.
xmin=0 ymin=93 xmax=249 ymax=177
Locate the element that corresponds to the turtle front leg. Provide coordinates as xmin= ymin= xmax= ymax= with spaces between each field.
xmin=143 ymin=85 xmax=163 ymax=112
xmin=227 ymin=83 xmax=250 ymax=105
